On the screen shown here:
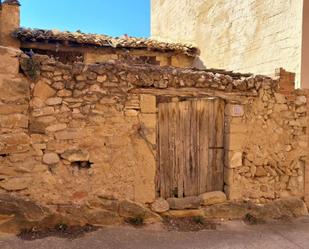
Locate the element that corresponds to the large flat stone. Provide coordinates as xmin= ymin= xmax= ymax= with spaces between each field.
xmin=0 ymin=132 xmax=30 ymax=154
xmin=203 ymin=202 xmax=252 ymax=220
xmin=87 ymin=209 xmax=122 ymax=226
xmin=42 ymin=153 xmax=60 ymax=165
xmin=199 ymin=191 xmax=227 ymax=206
xmin=32 ymin=107 xmax=55 ymax=117
xmin=167 ymin=197 xmax=202 ymax=210
xmin=0 ymin=177 xmax=31 ymax=191
xmin=151 ymin=198 xmax=170 ymax=213
xmin=140 ymin=94 xmax=157 ymax=113
xmin=55 ymin=129 xmax=86 ymax=140
xmin=225 ymin=151 xmax=243 ymax=168
xmin=0 ymin=75 xmax=30 ymax=102
xmin=0 ymin=193 xmax=51 ymax=234
xmin=225 ymin=133 xmax=247 ymax=151
xmin=57 ymin=205 xmax=123 ymax=227
xmin=119 ymin=200 xmax=161 ymax=223
xmin=0 ymin=47 xmax=21 ymax=74
xmin=270 ymin=197 xmax=309 ymax=218
xmin=0 ymin=114 xmax=28 ymax=128
xmin=0 ymin=104 xmax=28 ymax=115
xmin=61 ymin=149 xmax=90 ymax=162
xmin=33 ymin=81 xmax=56 ymax=101
xmin=162 ymin=209 xmax=204 ymax=218
xmin=203 ymin=198 xmax=308 ymax=220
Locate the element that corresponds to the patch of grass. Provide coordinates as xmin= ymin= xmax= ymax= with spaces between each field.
xmin=163 ymin=216 xmax=217 ymax=232
xmin=18 ymin=224 xmax=97 ymax=241
xmin=192 ymin=216 xmax=206 ymax=225
xmin=125 ymin=215 xmax=145 ymax=227
xmin=243 ymin=213 xmax=265 ymax=225
xmin=20 ymin=57 xmax=40 ymax=81
xmin=55 ymin=223 xmax=68 ymax=231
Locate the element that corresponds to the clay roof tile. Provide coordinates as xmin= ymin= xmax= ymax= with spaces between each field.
xmin=13 ymin=28 xmax=200 ymax=57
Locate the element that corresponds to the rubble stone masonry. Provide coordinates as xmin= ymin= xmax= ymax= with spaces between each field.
xmin=0 ymin=46 xmax=307 ymax=231
xmin=0 ymin=0 xmax=308 ymax=234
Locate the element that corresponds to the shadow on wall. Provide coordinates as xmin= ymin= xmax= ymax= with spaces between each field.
xmin=193 ymin=57 xmax=207 ymax=70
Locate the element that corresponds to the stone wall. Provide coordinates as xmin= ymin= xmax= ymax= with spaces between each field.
xmin=2 ymin=54 xmax=158 ymax=206
xmin=151 ymin=0 xmax=303 ymax=87
xmin=225 ymin=90 xmax=307 ymax=202
xmin=0 ymin=46 xmax=307 ymax=231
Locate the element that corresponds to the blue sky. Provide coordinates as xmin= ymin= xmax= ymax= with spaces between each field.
xmin=19 ymin=0 xmax=150 ymax=38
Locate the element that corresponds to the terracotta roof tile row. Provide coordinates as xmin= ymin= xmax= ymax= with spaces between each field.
xmin=2 ymin=0 xmax=20 ymax=6
xmin=13 ymin=28 xmax=199 ymax=57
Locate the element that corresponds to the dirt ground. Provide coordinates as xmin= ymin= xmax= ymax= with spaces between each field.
xmin=1 ymin=217 xmax=309 ymax=249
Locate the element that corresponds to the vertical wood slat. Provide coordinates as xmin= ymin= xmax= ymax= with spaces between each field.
xmin=213 ymin=99 xmax=225 ymax=191
xmin=177 ymin=102 xmax=185 ymax=198
xmin=182 ymin=101 xmax=192 ymax=197
xmin=197 ymin=99 xmax=209 ymax=194
xmin=208 ymin=98 xmax=225 ymax=191
xmin=184 ymin=101 xmax=198 ymax=196
xmin=196 ymin=101 xmax=200 ymax=195
xmin=214 ymin=99 xmax=225 ymax=148
xmin=169 ymin=102 xmax=177 ymax=197
xmin=207 ymin=100 xmax=215 ymax=191
xmin=158 ymin=103 xmax=169 ymax=198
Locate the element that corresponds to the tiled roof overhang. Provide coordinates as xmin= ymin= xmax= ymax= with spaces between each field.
xmin=13 ymin=28 xmax=200 ymax=57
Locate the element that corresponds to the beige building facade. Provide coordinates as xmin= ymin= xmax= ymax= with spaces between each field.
xmin=151 ymin=0 xmax=306 ymax=88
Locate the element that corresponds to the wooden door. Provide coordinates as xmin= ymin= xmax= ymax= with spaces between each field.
xmin=157 ymin=98 xmax=224 ymax=198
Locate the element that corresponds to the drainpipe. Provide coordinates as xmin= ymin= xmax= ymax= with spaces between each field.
xmin=0 ymin=0 xmax=21 ymax=48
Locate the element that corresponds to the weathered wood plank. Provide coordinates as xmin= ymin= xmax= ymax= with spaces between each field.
xmin=184 ymin=101 xmax=199 ymax=196
xmin=214 ymin=98 xmax=225 ymax=148
xmin=213 ymin=99 xmax=225 ymax=191
xmin=158 ymin=103 xmax=170 ymax=198
xmin=181 ymin=101 xmax=191 ymax=197
xmin=197 ymin=99 xmax=209 ymax=194
xmin=169 ymin=102 xmax=177 ymax=197
xmin=207 ymin=100 xmax=215 ymax=191
xmin=208 ymin=149 xmax=224 ymax=191
xmin=207 ymin=98 xmax=225 ymax=191
xmin=210 ymin=99 xmax=225 ymax=191
xmin=196 ymin=101 xmax=200 ymax=195
xmin=130 ymin=88 xmax=257 ymax=100
xmin=176 ymin=102 xmax=185 ymax=198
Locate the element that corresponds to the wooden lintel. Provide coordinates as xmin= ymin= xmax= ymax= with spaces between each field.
xmin=130 ymin=87 xmax=257 ymax=100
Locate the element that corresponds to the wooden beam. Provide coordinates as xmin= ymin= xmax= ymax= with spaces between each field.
xmin=130 ymin=87 xmax=257 ymax=100
xmin=20 ymin=41 xmax=177 ymax=57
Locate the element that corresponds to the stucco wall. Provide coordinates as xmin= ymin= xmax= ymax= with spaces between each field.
xmin=151 ymin=0 xmax=303 ymax=87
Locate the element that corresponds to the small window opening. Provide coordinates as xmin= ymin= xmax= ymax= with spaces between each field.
xmin=21 ymin=48 xmax=84 ymax=64
xmin=71 ymin=161 xmax=93 ymax=169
